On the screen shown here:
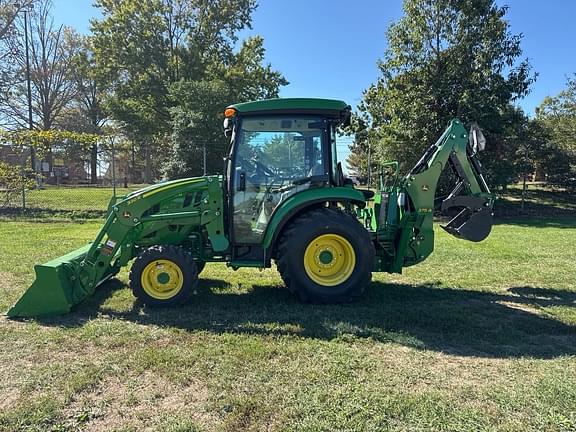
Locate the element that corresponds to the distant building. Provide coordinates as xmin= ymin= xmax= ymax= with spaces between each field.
xmin=0 ymin=145 xmax=22 ymax=165
xmin=0 ymin=144 xmax=90 ymax=185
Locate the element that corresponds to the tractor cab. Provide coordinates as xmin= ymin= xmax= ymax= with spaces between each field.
xmin=223 ymin=99 xmax=352 ymax=246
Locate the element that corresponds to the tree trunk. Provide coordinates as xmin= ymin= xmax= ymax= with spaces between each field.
xmin=90 ymin=143 xmax=98 ymax=184
xmin=144 ymin=140 xmax=152 ymax=184
xmin=521 ymin=174 xmax=527 ymax=214
xmin=131 ymin=143 xmax=136 ymax=184
xmin=532 ymin=163 xmax=545 ymax=182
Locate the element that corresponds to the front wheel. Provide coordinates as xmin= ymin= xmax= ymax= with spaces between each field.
xmin=276 ymin=208 xmax=374 ymax=303
xmin=129 ymin=245 xmax=198 ymax=307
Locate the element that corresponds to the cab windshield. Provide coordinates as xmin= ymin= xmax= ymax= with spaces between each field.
xmin=232 ymin=115 xmax=328 ymax=243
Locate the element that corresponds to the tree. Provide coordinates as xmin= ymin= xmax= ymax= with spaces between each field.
xmin=92 ymin=0 xmax=286 ymax=180
xmin=59 ymin=35 xmax=107 ymax=183
xmin=165 ymin=35 xmax=287 ymax=178
xmin=0 ymin=1 xmax=35 ymax=40
xmin=0 ymin=0 xmax=36 ymax=127
xmin=1 ymin=1 xmax=79 ymax=131
xmin=91 ymin=0 xmax=258 ymax=137
xmin=355 ymin=0 xmax=535 ymax=189
xmin=344 ymin=114 xmax=371 ymax=183
xmin=164 ymin=80 xmax=233 ymax=179
xmin=536 ymin=75 xmax=576 ymax=190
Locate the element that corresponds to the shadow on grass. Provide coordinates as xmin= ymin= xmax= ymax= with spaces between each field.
xmin=492 ymin=187 xmax=576 ymax=228
xmin=29 ymin=277 xmax=576 ymax=360
xmin=0 ymin=207 xmax=105 ymax=221
xmin=508 ymin=286 xmax=576 ymax=307
xmin=492 ymin=216 xmax=576 ymax=229
xmin=505 ymin=187 xmax=576 ymax=208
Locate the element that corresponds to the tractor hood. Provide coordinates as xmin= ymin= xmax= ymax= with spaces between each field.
xmin=123 ymin=175 xmax=223 ymax=202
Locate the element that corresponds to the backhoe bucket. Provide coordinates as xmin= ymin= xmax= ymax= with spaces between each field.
xmin=440 ymin=195 xmax=493 ymax=243
xmin=7 ymin=244 xmax=114 ymax=318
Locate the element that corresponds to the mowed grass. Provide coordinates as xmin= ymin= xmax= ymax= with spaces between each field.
xmin=1 ymin=216 xmax=575 ymax=431
xmin=21 ymin=186 xmax=144 ymax=213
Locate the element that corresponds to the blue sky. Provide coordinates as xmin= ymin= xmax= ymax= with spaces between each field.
xmin=52 ymin=0 xmax=576 ymax=165
xmin=53 ymin=0 xmax=576 ymax=115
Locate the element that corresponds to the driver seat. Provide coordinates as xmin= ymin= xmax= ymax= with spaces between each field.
xmin=343 ymin=177 xmax=374 ymax=200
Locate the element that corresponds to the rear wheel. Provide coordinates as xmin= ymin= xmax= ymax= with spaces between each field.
xmin=129 ymin=245 xmax=198 ymax=307
xmin=276 ymin=208 xmax=374 ymax=303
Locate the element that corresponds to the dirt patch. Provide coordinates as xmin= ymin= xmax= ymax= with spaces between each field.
xmin=497 ymin=300 xmax=543 ymax=315
xmin=64 ymin=370 xmax=217 ymax=431
xmin=0 ymin=270 xmax=20 ymax=287
xmin=0 ymin=271 xmax=25 ymax=305
xmin=0 ymin=388 xmax=20 ymax=412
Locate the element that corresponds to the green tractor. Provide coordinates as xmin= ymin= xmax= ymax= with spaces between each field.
xmin=7 ymin=98 xmax=494 ymax=317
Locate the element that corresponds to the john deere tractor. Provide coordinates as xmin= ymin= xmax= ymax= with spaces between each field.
xmin=7 ymin=98 xmax=494 ymax=317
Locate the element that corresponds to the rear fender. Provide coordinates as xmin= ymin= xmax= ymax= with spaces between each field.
xmin=262 ymin=187 xmax=366 ymax=257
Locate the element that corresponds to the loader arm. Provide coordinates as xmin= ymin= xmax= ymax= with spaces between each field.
xmin=8 ymin=176 xmax=229 ymax=318
xmin=373 ymin=119 xmax=494 ymax=273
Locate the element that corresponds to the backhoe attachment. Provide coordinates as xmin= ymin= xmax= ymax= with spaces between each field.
xmin=371 ymin=119 xmax=495 ymax=273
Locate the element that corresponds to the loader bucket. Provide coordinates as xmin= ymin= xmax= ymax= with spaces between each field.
xmin=7 ymin=244 xmax=115 ymax=318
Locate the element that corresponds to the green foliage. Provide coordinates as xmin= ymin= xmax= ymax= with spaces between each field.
xmin=165 ymin=36 xmax=287 ymax=178
xmin=164 ymin=80 xmax=231 ymax=178
xmin=0 ymin=160 xmax=35 ymax=207
xmin=354 ymin=0 xmax=535 ymax=189
xmin=344 ymin=114 xmax=371 ymax=181
xmin=536 ymin=75 xmax=576 ymax=189
xmin=0 ymin=129 xmax=101 ymax=157
xmin=220 ymin=36 xmax=288 ymax=101
xmin=260 ymin=134 xmax=305 ymax=170
xmin=92 ymin=0 xmax=286 ymax=180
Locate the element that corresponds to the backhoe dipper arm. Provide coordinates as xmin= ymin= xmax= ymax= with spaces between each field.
xmin=396 ymin=119 xmax=494 ymax=268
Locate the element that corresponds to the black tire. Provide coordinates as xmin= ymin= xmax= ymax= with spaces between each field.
xmin=129 ymin=245 xmax=198 ymax=307
xmin=276 ymin=207 xmax=374 ymax=303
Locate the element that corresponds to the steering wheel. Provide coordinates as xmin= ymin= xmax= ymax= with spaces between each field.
xmin=252 ymin=158 xmax=276 ymax=178
xmin=237 ymin=155 xmax=274 ymax=177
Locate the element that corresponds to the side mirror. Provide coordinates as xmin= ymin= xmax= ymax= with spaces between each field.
xmin=341 ymin=107 xmax=352 ymax=128
xmin=469 ymin=123 xmax=486 ymax=154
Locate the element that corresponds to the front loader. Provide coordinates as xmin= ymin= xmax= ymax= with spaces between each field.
xmin=7 ymin=98 xmax=494 ymax=317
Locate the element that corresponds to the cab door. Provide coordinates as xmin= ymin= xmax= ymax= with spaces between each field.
xmin=230 ymin=115 xmax=328 ymax=245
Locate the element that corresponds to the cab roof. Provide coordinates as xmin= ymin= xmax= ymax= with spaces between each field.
xmin=228 ymin=98 xmax=350 ymax=118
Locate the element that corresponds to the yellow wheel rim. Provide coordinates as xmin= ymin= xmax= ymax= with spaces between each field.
xmin=303 ymin=234 xmax=356 ymax=286
xmin=141 ymin=259 xmax=184 ymax=300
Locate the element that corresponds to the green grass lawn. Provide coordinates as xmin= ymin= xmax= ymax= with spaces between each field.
xmin=3 ymin=186 xmax=145 ymax=216
xmin=2 ymin=181 xmax=573 ymax=221
xmin=1 ymin=215 xmax=575 ymax=431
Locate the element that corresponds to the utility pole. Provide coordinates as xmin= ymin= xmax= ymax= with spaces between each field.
xmin=203 ymin=143 xmax=207 ymax=176
xmin=23 ymin=6 xmax=35 ymax=171
xmin=367 ymin=141 xmax=372 ymax=187
xmin=110 ymin=136 xmax=116 ymax=199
